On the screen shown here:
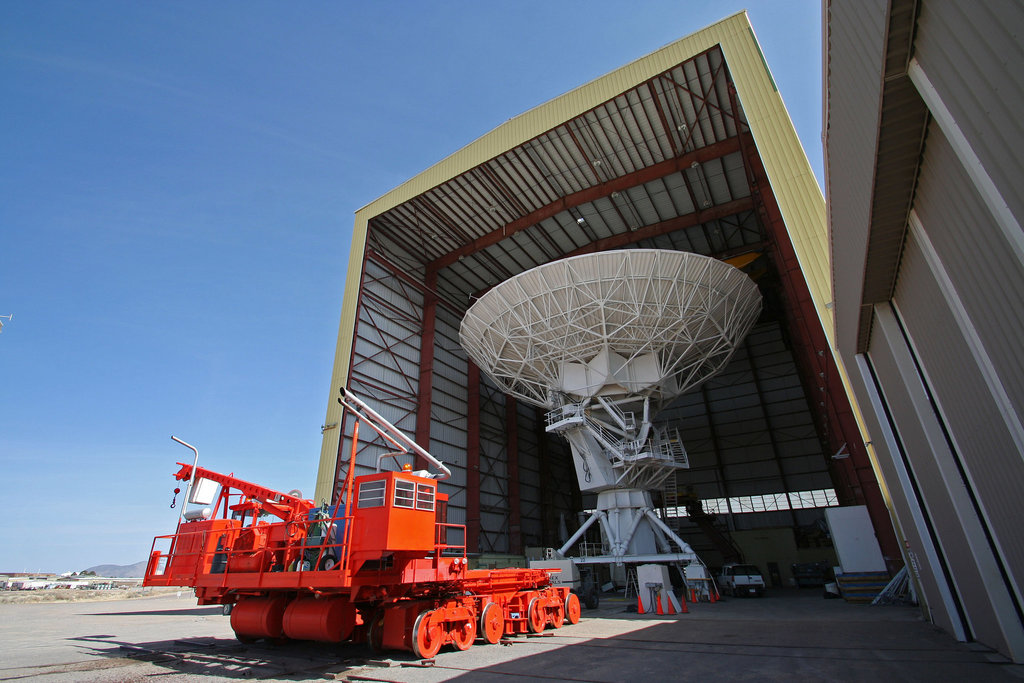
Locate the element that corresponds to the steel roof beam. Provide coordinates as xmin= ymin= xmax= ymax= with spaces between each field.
xmin=561 ymin=195 xmax=754 ymax=258
xmin=427 ymin=135 xmax=743 ymax=273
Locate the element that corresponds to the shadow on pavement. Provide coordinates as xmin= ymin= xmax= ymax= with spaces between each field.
xmin=65 ymin=632 xmax=405 ymax=680
xmin=437 ymin=608 xmax=1017 ymax=682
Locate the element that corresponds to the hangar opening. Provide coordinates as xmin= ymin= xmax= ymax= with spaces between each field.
xmin=315 ymin=13 xmax=900 ymax=587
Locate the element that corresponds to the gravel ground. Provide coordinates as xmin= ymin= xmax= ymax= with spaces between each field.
xmin=0 ymin=587 xmax=179 ymax=605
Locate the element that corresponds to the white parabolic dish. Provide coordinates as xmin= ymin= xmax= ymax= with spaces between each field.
xmin=459 ymin=249 xmax=762 ymax=410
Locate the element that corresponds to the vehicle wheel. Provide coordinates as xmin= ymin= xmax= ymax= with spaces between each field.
xmin=479 ymin=602 xmax=503 ymax=644
xmin=550 ymin=601 xmax=565 ymax=629
xmin=451 ymin=617 xmax=476 ymax=651
xmin=367 ymin=610 xmax=386 ymax=652
xmin=564 ymin=593 xmax=582 ymax=624
xmin=527 ymin=597 xmax=545 ymax=633
xmin=412 ymin=610 xmax=443 ymax=659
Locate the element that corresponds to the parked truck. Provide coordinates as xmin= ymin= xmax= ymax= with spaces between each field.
xmin=718 ymin=563 xmax=766 ymax=597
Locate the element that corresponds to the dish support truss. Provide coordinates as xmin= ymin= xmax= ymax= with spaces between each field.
xmin=546 ymin=393 xmax=701 ymax=566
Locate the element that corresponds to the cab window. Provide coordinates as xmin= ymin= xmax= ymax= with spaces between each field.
xmin=358 ymin=480 xmax=386 ymax=508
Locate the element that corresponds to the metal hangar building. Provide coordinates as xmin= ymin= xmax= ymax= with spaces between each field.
xmin=314 ymin=12 xmax=899 ymax=592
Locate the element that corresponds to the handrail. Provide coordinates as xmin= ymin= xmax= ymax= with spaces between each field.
xmin=338 ymin=387 xmax=452 ymax=480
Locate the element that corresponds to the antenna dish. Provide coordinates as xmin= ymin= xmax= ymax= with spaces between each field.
xmin=459 ymin=249 xmax=762 ymax=411
xmin=460 ymin=250 xmax=763 ymax=569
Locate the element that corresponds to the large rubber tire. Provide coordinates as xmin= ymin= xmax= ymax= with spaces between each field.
xmin=564 ymin=593 xmax=582 ymax=625
xmin=527 ymin=597 xmax=545 ymax=633
xmin=479 ymin=602 xmax=503 ymax=644
xmin=412 ymin=610 xmax=443 ymax=659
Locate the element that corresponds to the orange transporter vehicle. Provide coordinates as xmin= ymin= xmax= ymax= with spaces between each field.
xmin=144 ymin=389 xmax=580 ymax=658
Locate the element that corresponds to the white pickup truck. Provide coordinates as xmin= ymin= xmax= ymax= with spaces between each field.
xmin=718 ymin=563 xmax=766 ymax=597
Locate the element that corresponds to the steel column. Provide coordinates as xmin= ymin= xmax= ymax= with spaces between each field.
xmin=466 ymin=361 xmax=481 ymax=553
xmin=414 ymin=270 xmax=438 ymax=471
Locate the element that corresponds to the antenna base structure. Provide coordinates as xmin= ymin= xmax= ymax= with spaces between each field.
xmin=460 ymin=250 xmax=761 ymax=570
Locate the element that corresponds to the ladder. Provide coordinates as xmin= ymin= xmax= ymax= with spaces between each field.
xmin=624 ymin=565 xmax=640 ymax=604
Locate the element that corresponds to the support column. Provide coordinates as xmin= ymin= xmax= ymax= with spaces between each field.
xmin=466 ymin=361 xmax=481 ymax=553
xmin=414 ymin=271 xmax=438 ymax=471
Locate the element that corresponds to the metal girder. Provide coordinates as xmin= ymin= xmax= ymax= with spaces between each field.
xmin=414 ymin=270 xmax=438 ymax=472
xmin=570 ymin=552 xmax=697 ymax=565
xmin=427 ymin=136 xmax=743 ymax=274
xmin=662 ymin=56 xmax=730 ymax=151
xmin=648 ymin=80 xmax=681 ymax=158
xmin=467 ymin=362 xmax=481 ymax=552
xmin=563 ymin=196 xmax=754 ymax=258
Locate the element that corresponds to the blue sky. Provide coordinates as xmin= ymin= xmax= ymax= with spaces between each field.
xmin=0 ymin=1 xmax=823 ymax=572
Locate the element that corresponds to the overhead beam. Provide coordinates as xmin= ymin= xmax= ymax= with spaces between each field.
xmin=563 ymin=196 xmax=754 ymax=258
xmin=426 ymin=135 xmax=744 ymax=274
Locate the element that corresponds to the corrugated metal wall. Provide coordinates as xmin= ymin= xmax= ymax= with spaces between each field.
xmin=430 ymin=306 xmax=469 ymax=526
xmin=914 ymin=1 xmax=1024 ymax=224
xmin=911 ymin=123 xmax=1024 ymax=583
xmin=888 ymin=119 xmax=1024 ymax=638
xmin=880 ymin=225 xmax=1022 ymax=655
xmin=515 ymin=400 xmax=544 ymax=548
xmin=338 ymin=257 xmax=425 ymax=498
xmin=477 ymin=378 xmax=510 ymax=553
xmin=824 ymin=0 xmax=889 ymax=353
xmin=660 ymin=320 xmax=831 ymax=501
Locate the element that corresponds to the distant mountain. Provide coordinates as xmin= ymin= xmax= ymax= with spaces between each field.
xmin=82 ymin=561 xmax=148 ymax=578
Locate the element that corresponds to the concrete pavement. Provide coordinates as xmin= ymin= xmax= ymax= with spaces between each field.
xmin=0 ymin=589 xmax=1019 ymax=682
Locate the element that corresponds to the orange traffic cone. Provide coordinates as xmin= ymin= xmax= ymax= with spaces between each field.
xmin=663 ymin=592 xmax=675 ymax=615
xmin=656 ymin=593 xmax=665 ymax=615
xmin=679 ymin=588 xmax=689 ymax=613
xmin=690 ymin=588 xmax=697 ymax=604
xmin=637 ymin=594 xmax=645 ymax=614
